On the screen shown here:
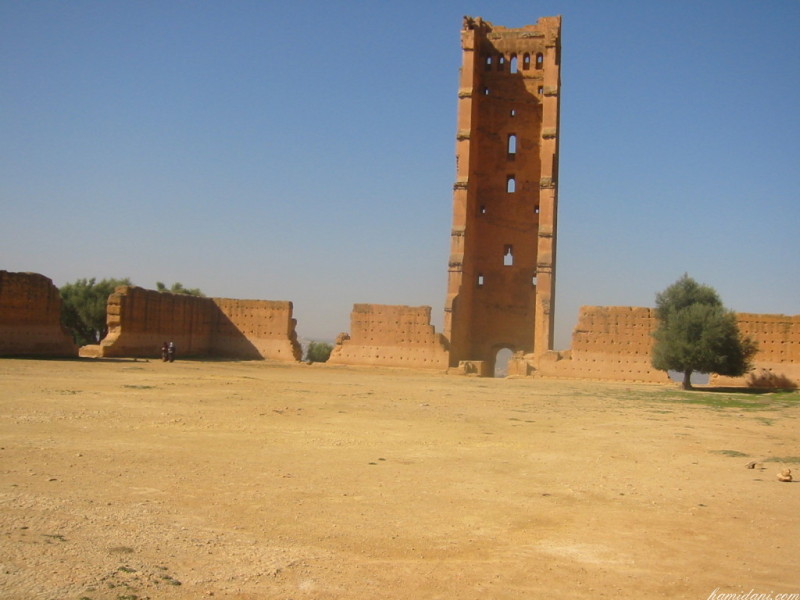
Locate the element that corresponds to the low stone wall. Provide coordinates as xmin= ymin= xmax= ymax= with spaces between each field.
xmin=710 ymin=313 xmax=800 ymax=388
xmin=328 ymin=304 xmax=449 ymax=370
xmin=0 ymin=271 xmax=77 ymax=357
xmin=96 ymin=286 xmax=301 ymax=361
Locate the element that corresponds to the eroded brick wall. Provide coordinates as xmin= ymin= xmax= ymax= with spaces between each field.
xmin=513 ymin=306 xmax=799 ymax=387
xmin=0 ymin=270 xmax=77 ymax=357
xmin=213 ymin=298 xmax=301 ymax=361
xmin=711 ymin=313 xmax=800 ymax=388
xmin=528 ymin=306 xmax=668 ymax=383
xmin=329 ymin=304 xmax=449 ymax=370
xmin=97 ymin=286 xmax=301 ymax=360
xmin=99 ymin=286 xmax=215 ymax=358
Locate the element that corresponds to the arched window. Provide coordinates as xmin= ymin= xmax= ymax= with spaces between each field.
xmin=509 ymin=55 xmax=518 ymax=74
xmin=477 ymin=273 xmax=485 ymax=287
xmin=503 ymin=245 xmax=514 ymax=266
xmin=523 ymin=53 xmax=531 ymax=70
xmin=497 ymin=55 xmax=506 ymax=71
xmin=485 ymin=56 xmax=493 ymax=70
xmin=536 ymin=53 xmax=544 ymax=69
xmin=506 ymin=176 xmax=516 ymax=193
xmin=507 ymin=134 xmax=517 ymax=155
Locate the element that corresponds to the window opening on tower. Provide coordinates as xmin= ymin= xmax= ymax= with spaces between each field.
xmin=504 ymin=245 xmax=514 ymax=266
xmin=507 ymin=134 xmax=517 ymax=155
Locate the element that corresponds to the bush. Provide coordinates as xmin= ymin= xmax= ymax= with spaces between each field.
xmin=305 ymin=341 xmax=333 ymax=363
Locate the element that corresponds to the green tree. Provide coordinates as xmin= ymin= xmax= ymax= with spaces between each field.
xmin=651 ymin=274 xmax=757 ymax=390
xmin=60 ymin=277 xmax=132 ymax=345
xmin=156 ymin=281 xmax=205 ymax=297
xmin=305 ymin=341 xmax=333 ymax=363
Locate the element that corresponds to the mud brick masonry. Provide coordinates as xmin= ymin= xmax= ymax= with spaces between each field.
xmin=327 ymin=305 xmax=449 ymax=369
xmin=444 ymin=16 xmax=562 ymax=369
xmin=333 ymin=16 xmax=563 ymax=375
xmin=0 ymin=271 xmax=76 ymax=357
xmin=1 ymin=15 xmax=797 ymax=386
xmin=86 ymin=286 xmax=302 ymax=361
xmin=1 ymin=271 xmax=798 ymax=386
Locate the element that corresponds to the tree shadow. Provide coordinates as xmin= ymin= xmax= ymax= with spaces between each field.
xmin=695 ymin=386 xmax=795 ymax=395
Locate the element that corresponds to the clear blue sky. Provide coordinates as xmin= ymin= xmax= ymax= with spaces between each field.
xmin=2 ymin=1 xmax=798 ymax=349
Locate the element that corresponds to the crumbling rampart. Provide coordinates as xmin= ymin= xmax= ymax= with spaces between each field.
xmin=328 ymin=304 xmax=449 ymax=370
xmin=1 ymin=270 xmax=795 ymax=388
xmin=511 ymin=306 xmax=668 ymax=383
xmin=95 ymin=286 xmax=301 ymax=361
xmin=212 ymin=297 xmax=301 ymax=361
xmin=510 ymin=306 xmax=799 ymax=388
xmin=0 ymin=270 xmax=77 ymax=357
xmin=711 ymin=313 xmax=800 ymax=388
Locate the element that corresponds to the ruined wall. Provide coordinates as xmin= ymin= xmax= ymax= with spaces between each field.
xmin=710 ymin=313 xmax=800 ymax=388
xmin=0 ymin=270 xmax=77 ymax=357
xmin=212 ymin=298 xmax=301 ymax=361
xmin=328 ymin=304 xmax=449 ymax=370
xmin=98 ymin=286 xmax=215 ymax=358
xmin=519 ymin=306 xmax=668 ymax=383
xmin=510 ymin=306 xmax=799 ymax=387
xmin=96 ymin=286 xmax=301 ymax=361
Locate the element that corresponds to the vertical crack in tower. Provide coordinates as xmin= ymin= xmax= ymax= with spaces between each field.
xmin=444 ymin=15 xmax=562 ymax=371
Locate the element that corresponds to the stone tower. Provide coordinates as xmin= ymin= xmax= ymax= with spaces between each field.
xmin=444 ymin=16 xmax=562 ymax=371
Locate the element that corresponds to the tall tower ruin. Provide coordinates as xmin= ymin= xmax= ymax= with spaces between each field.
xmin=444 ymin=16 xmax=562 ymax=370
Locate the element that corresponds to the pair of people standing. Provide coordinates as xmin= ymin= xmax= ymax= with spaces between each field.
xmin=161 ymin=341 xmax=176 ymax=362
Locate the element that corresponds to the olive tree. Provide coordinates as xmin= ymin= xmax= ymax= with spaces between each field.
xmin=651 ymin=274 xmax=757 ymax=389
xmin=60 ymin=277 xmax=132 ymax=345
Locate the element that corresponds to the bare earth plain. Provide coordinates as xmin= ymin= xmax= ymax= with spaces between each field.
xmin=1 ymin=358 xmax=798 ymax=600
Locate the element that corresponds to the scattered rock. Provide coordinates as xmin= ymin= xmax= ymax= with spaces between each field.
xmin=777 ymin=468 xmax=792 ymax=482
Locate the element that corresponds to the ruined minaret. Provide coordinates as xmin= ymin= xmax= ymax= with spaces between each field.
xmin=444 ymin=16 xmax=562 ymax=371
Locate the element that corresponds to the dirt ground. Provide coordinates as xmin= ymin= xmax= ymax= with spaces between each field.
xmin=0 ymin=358 xmax=798 ymax=600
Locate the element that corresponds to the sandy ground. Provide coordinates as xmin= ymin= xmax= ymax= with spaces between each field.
xmin=0 ymin=358 xmax=798 ymax=600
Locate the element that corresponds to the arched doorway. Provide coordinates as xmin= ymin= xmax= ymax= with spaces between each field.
xmin=494 ymin=347 xmax=514 ymax=377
